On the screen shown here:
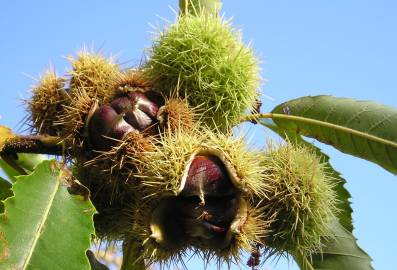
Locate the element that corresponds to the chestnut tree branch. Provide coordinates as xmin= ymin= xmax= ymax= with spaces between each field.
xmin=0 ymin=135 xmax=63 ymax=156
xmin=240 ymin=113 xmax=273 ymax=124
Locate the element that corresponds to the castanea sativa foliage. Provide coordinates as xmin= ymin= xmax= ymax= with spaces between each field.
xmin=3 ymin=1 xmax=393 ymax=269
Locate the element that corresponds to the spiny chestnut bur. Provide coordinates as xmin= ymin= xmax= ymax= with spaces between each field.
xmin=258 ymin=143 xmax=338 ymax=259
xmin=27 ymin=69 xmax=68 ymax=136
xmin=59 ymin=51 xmax=164 ymax=154
xmin=146 ymin=11 xmax=261 ymax=131
xmin=68 ymin=49 xmax=120 ymax=102
xmin=157 ymin=97 xmax=197 ymax=132
xmin=26 ymin=50 xmax=174 ymax=237
xmin=24 ymin=47 xmax=337 ymax=268
xmin=123 ymin=126 xmax=338 ymax=267
xmin=129 ymin=126 xmax=270 ymax=265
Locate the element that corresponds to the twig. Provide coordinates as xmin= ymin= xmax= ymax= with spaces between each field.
xmin=0 ymin=135 xmax=63 ymax=156
xmin=240 ymin=113 xmax=273 ymax=124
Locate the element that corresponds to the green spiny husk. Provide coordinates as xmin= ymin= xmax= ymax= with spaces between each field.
xmin=259 ymin=142 xmax=338 ymax=258
xmin=157 ymin=98 xmax=197 ymax=133
xmin=68 ymin=49 xmax=120 ymax=103
xmin=58 ymin=88 xmax=96 ymax=154
xmin=190 ymin=200 xmax=270 ymax=267
xmin=146 ymin=12 xmax=261 ymax=130
xmin=128 ymin=190 xmax=269 ymax=267
xmin=127 ymin=124 xmax=270 ymax=265
xmin=136 ymin=125 xmax=268 ymax=199
xmin=77 ymin=132 xmax=155 ymax=239
xmin=27 ymin=69 xmax=68 ymax=135
xmin=113 ymin=69 xmax=153 ymax=97
xmin=74 ymin=158 xmax=134 ymax=240
xmin=128 ymin=197 xmax=189 ymax=267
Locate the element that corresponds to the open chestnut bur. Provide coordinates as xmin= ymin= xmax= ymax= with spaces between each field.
xmin=130 ymin=128 xmax=270 ymax=265
xmin=25 ymin=41 xmax=337 ymax=268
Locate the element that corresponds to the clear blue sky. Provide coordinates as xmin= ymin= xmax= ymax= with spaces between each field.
xmin=1 ymin=1 xmax=396 ymax=269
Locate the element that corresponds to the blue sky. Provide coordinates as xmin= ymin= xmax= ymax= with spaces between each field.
xmin=1 ymin=1 xmax=396 ymax=269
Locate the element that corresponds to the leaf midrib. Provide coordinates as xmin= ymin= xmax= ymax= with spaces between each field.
xmin=270 ymin=113 xmax=397 ymax=149
xmin=21 ymin=171 xmax=60 ymax=269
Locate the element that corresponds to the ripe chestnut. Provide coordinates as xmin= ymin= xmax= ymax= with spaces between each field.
xmin=88 ymin=91 xmax=160 ymax=150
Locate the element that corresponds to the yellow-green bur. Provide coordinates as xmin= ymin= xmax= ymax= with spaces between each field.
xmin=147 ymin=13 xmax=260 ymax=130
xmin=0 ymin=160 xmax=96 ymax=270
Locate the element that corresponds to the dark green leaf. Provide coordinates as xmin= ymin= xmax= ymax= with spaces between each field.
xmin=295 ymin=220 xmax=373 ymax=270
xmin=271 ymin=95 xmax=397 ymax=175
xmin=0 ymin=160 xmax=96 ymax=270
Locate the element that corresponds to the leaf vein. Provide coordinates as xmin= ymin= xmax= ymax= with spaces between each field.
xmin=21 ymin=170 xmax=60 ymax=270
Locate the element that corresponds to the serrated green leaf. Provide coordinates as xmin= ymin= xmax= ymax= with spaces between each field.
xmin=0 ymin=160 xmax=96 ymax=270
xmin=271 ymin=95 xmax=397 ymax=175
xmin=261 ymin=122 xmax=353 ymax=232
xmin=295 ymin=220 xmax=373 ymax=270
xmin=0 ymin=177 xmax=12 ymax=213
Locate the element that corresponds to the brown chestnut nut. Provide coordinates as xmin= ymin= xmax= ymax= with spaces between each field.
xmin=88 ymin=90 xmax=160 ymax=150
xmin=180 ymin=155 xmax=238 ymax=198
xmin=89 ymin=105 xmax=135 ymax=150
xmin=176 ymin=155 xmax=240 ymax=239
xmin=110 ymin=92 xmax=159 ymax=131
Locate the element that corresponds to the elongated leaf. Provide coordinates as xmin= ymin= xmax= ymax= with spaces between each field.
xmin=0 ymin=177 xmax=12 ymax=213
xmin=0 ymin=160 xmax=96 ymax=270
xmin=271 ymin=95 xmax=397 ymax=175
xmin=261 ymin=120 xmax=353 ymax=231
xmin=295 ymin=220 xmax=373 ymax=270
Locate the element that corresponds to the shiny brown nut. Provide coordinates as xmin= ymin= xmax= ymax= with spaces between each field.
xmin=89 ymin=105 xmax=135 ymax=150
xmin=177 ymin=155 xmax=241 ymax=239
xmin=180 ymin=155 xmax=238 ymax=198
xmin=88 ymin=91 xmax=160 ymax=150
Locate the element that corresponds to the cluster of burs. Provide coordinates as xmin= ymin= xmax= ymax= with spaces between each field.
xmin=27 ymin=11 xmax=337 ymax=267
